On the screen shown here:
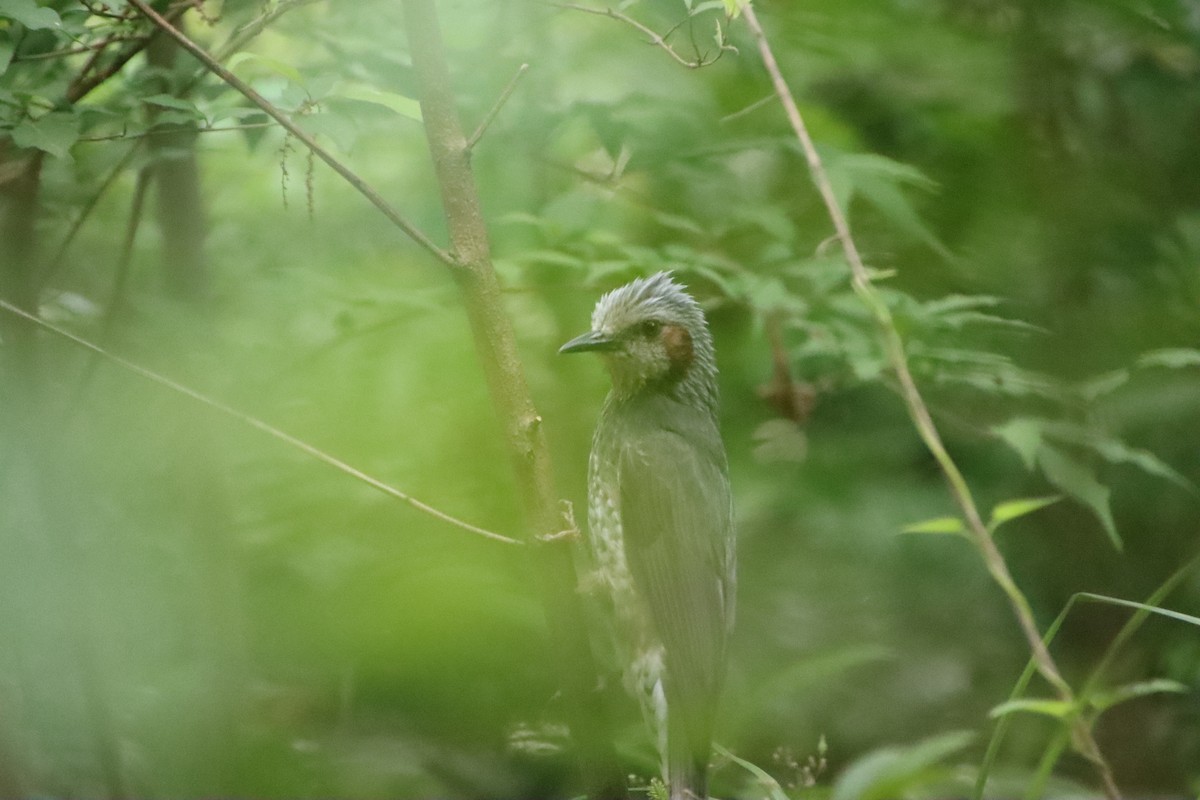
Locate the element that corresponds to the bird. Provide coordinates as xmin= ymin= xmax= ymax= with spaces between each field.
xmin=560 ymin=271 xmax=735 ymax=800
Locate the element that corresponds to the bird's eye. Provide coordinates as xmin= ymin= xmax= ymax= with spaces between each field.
xmin=638 ymin=320 xmax=663 ymax=337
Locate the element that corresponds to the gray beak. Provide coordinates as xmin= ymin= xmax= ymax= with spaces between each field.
xmin=559 ymin=330 xmax=618 ymax=354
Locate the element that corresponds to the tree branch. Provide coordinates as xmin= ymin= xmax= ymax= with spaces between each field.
xmin=738 ymin=4 xmax=1120 ymax=798
xmin=467 ymin=62 xmax=529 ymax=151
xmin=400 ymin=1 xmax=625 ymax=796
xmin=0 ymin=299 xmax=518 ymax=546
xmin=126 ymin=0 xmax=455 ymax=267
xmin=554 ymin=3 xmax=732 ymax=69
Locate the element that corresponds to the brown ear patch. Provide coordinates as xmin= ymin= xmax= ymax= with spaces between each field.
xmin=662 ymin=324 xmax=694 ymax=378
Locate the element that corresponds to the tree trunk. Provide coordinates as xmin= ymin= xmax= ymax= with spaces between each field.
xmin=400 ymin=2 xmax=626 ymax=797
xmin=146 ymin=26 xmax=209 ymax=300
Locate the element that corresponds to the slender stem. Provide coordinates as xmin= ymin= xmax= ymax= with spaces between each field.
xmin=0 ymin=299 xmax=518 ymax=546
xmin=12 ymin=34 xmax=144 ymax=62
xmin=78 ymin=122 xmax=277 ymax=143
xmin=467 ymin=63 xmax=529 ymax=151
xmin=554 ymin=3 xmax=729 ymax=68
xmin=739 ymin=4 xmax=1120 ymax=797
xmin=127 ymin=0 xmax=455 ymax=267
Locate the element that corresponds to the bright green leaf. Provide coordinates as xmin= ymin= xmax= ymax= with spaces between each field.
xmin=1089 ymin=438 xmax=1193 ymax=492
xmin=1041 ymin=421 xmax=1193 ymax=492
xmin=715 ymin=745 xmax=790 ymax=800
xmin=1037 ymin=443 xmax=1121 ymax=551
xmin=1137 ymin=348 xmax=1200 ymax=369
xmin=920 ymin=294 xmax=1004 ymax=314
xmin=0 ymin=0 xmax=61 ymax=29
xmin=0 ymin=41 xmax=12 ymax=77
xmin=989 ymin=698 xmax=1077 ymax=720
xmin=987 ymin=496 xmax=1062 ymax=531
xmin=992 ymin=417 xmax=1042 ymax=471
xmin=824 ymin=152 xmax=952 ymax=259
xmin=752 ymin=419 xmax=807 ymax=464
xmin=1090 ymin=678 xmax=1188 ymax=713
xmin=722 ymin=0 xmax=747 ymax=17
xmin=900 ymin=516 xmax=965 ymax=536
xmin=11 ymin=112 xmax=80 ymax=159
xmin=1076 ymin=592 xmax=1200 ymax=628
xmin=1079 ymin=368 xmax=1131 ymax=401
xmin=142 ymin=94 xmax=205 ymax=117
xmin=227 ymin=52 xmax=304 ymax=84
xmin=334 ymin=83 xmax=422 ymax=121
xmin=831 ymin=731 xmax=974 ymax=800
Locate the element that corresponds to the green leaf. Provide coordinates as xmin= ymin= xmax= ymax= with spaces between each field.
xmin=334 ymin=82 xmax=422 ymax=121
xmin=824 ymin=152 xmax=952 ymax=260
xmin=752 ymin=419 xmax=808 ymax=463
xmin=1078 ymin=368 xmax=1130 ymax=401
xmin=831 ymin=731 xmax=974 ymax=800
xmin=0 ymin=0 xmax=61 ymax=29
xmin=1137 ymin=348 xmax=1200 ymax=369
xmin=142 ymin=94 xmax=205 ymax=117
xmin=296 ymin=110 xmax=359 ymax=152
xmin=989 ymin=698 xmax=1077 ymax=720
xmin=722 ymin=0 xmax=747 ymax=17
xmin=1040 ymin=421 xmax=1193 ymax=492
xmin=899 ymin=516 xmax=966 ymax=536
xmin=1075 ymin=592 xmax=1200 ymax=628
xmin=0 ymin=40 xmax=13 ymax=77
xmin=1088 ymin=437 xmax=1193 ymax=492
xmin=11 ymin=111 xmax=80 ymax=159
xmin=987 ymin=496 xmax=1062 ymax=531
xmin=715 ymin=744 xmax=790 ymax=800
xmin=1089 ymin=678 xmax=1188 ymax=713
xmin=1036 ymin=443 xmax=1121 ymax=551
xmin=992 ymin=417 xmax=1042 ymax=471
xmin=227 ymin=52 xmax=303 ymax=83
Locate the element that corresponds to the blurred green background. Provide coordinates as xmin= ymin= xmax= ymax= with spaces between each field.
xmin=1 ymin=0 xmax=1198 ymax=797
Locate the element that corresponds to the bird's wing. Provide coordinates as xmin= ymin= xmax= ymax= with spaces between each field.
xmin=617 ymin=419 xmax=734 ymax=708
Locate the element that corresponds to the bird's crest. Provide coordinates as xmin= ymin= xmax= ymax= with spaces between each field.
xmin=591 ymin=271 xmax=704 ymax=337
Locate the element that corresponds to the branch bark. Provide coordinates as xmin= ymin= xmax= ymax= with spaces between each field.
xmin=400 ymin=1 xmax=625 ymax=796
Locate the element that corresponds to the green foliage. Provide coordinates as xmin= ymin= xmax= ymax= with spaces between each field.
xmin=1 ymin=0 xmax=1198 ymax=797
xmin=829 ymin=732 xmax=974 ymax=800
xmin=718 ymin=744 xmax=793 ymax=800
xmin=987 ymin=496 xmax=1062 ymax=532
xmin=899 ymin=515 xmax=965 ymax=537
xmin=10 ymin=108 xmax=78 ymax=156
xmin=0 ymin=0 xmax=62 ymax=30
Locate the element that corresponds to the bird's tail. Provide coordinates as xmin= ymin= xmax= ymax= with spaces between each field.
xmin=666 ymin=691 xmax=715 ymax=800
xmin=667 ymin=750 xmax=708 ymax=800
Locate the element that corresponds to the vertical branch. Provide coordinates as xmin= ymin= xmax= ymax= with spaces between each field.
xmin=145 ymin=27 xmax=209 ymax=300
xmin=738 ymin=4 xmax=1120 ymax=798
xmin=399 ymin=1 xmax=625 ymax=797
xmin=0 ymin=151 xmax=45 ymax=347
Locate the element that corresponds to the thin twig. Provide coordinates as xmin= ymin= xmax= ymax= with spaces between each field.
xmin=738 ymin=4 xmax=1121 ymax=798
xmin=216 ymin=0 xmax=323 ymax=62
xmin=720 ymin=93 xmax=776 ymax=123
xmin=65 ymin=5 xmax=190 ymax=103
xmin=78 ymin=122 xmax=278 ymax=143
xmin=43 ymin=143 xmax=142 ymax=284
xmin=554 ymin=3 xmax=726 ymax=69
xmin=467 ymin=63 xmax=529 ymax=151
xmin=0 ymin=299 xmax=519 ymax=546
xmin=12 ymin=35 xmax=144 ymax=62
xmin=126 ymin=0 xmax=456 ymax=267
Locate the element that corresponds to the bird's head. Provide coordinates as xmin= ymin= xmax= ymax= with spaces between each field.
xmin=560 ymin=272 xmax=717 ymax=406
